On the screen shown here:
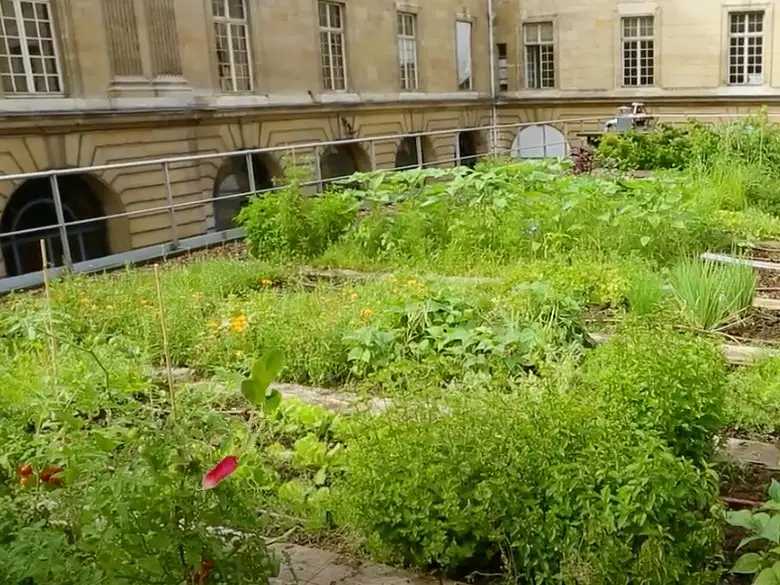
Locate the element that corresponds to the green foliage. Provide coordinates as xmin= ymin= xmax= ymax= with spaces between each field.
xmin=670 ymin=258 xmax=756 ymax=330
xmin=0 ymin=377 xmax=279 ymax=585
xmin=726 ymin=357 xmax=780 ymax=436
xmin=343 ymin=287 xmax=586 ymax=389
xmin=241 ymin=349 xmax=284 ymax=412
xmin=597 ymin=124 xmax=701 ymax=171
xmin=625 ymin=269 xmax=666 ymax=316
xmin=336 ymin=390 xmax=723 ymax=583
xmin=726 ymin=481 xmax=780 ymax=585
xmin=238 ymin=170 xmax=358 ymax=259
xmin=580 ymin=327 xmax=727 ymax=461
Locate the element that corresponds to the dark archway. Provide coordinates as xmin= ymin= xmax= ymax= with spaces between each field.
xmin=320 ymin=144 xmax=371 ymax=182
xmin=394 ymin=136 xmax=435 ymax=170
xmin=457 ymin=130 xmax=484 ymax=168
xmin=213 ymin=153 xmax=280 ymax=231
xmin=0 ymin=175 xmax=111 ymax=276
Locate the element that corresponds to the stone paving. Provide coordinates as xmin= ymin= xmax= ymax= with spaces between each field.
xmin=270 ymin=544 xmax=461 ymax=585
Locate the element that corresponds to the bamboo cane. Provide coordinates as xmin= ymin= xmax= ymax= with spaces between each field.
xmin=153 ymin=264 xmax=176 ymax=421
xmin=39 ymin=240 xmax=57 ymax=381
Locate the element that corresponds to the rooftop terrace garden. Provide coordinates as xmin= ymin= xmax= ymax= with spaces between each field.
xmin=2 ymin=116 xmax=780 ymax=585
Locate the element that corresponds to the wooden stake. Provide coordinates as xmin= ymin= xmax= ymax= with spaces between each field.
xmin=153 ymin=264 xmax=176 ymax=421
xmin=39 ymin=240 xmax=57 ymax=381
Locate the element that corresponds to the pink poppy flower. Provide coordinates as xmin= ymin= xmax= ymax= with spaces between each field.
xmin=202 ymin=456 xmax=238 ymax=490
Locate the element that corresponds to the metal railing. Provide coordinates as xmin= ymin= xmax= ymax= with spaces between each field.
xmin=0 ymin=114 xmax=629 ymax=291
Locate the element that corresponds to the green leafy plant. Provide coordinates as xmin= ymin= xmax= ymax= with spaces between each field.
xmin=580 ymin=326 xmax=727 ymax=461
xmin=336 ymin=391 xmax=723 ymax=583
xmin=726 ymin=357 xmax=780 ymax=436
xmin=242 ymin=348 xmax=284 ymax=412
xmin=238 ymin=166 xmax=358 ymax=259
xmin=670 ymin=258 xmax=756 ymax=330
xmin=626 ymin=270 xmax=666 ymax=316
xmin=726 ymin=480 xmax=780 ymax=584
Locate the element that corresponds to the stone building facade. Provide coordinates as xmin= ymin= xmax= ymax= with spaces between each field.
xmin=495 ymin=0 xmax=780 ymax=128
xmin=2 ymin=0 xmax=780 ymax=278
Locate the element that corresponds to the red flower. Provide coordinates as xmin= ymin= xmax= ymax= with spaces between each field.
xmin=202 ymin=456 xmax=238 ymax=490
xmin=40 ymin=465 xmax=63 ymax=483
xmin=192 ymin=559 xmax=215 ymax=585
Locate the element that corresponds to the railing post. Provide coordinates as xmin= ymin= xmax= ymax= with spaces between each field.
xmin=245 ymin=153 xmax=256 ymax=193
xmin=415 ymin=135 xmax=423 ymax=169
xmin=314 ymin=146 xmax=323 ymax=192
xmin=49 ymin=174 xmax=73 ymax=271
xmin=369 ymin=140 xmax=377 ymax=171
xmin=162 ymin=162 xmax=179 ymax=247
xmin=454 ymin=132 xmax=461 ymax=167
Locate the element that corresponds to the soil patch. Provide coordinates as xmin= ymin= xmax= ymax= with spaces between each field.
xmin=758 ymin=268 xmax=780 ymax=299
xmin=723 ymin=307 xmax=780 ymax=344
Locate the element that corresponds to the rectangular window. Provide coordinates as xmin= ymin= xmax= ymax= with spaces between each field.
xmin=729 ymin=11 xmax=764 ymax=85
xmin=622 ymin=15 xmax=655 ymax=86
xmin=0 ymin=0 xmax=62 ymax=94
xmin=524 ymin=22 xmax=554 ymax=89
xmin=212 ymin=0 xmax=253 ymax=92
xmin=456 ymin=20 xmax=472 ymax=90
xmin=497 ymin=42 xmax=509 ymax=91
xmin=397 ymin=12 xmax=418 ymax=91
xmin=319 ymin=1 xmax=346 ymax=91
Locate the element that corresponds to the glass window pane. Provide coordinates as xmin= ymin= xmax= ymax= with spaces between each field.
xmin=456 ymin=21 xmax=472 ymax=90
xmin=228 ymin=0 xmax=244 ymax=19
xmin=540 ymin=23 xmax=553 ymax=42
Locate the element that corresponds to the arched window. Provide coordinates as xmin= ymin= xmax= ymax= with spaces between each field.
xmin=394 ymin=136 xmax=435 ymax=170
xmin=213 ymin=153 xmax=279 ymax=231
xmin=511 ymin=125 xmax=568 ymax=159
xmin=319 ymin=144 xmax=370 ymax=182
xmin=0 ymin=175 xmax=109 ymax=275
xmin=457 ymin=130 xmax=484 ymax=168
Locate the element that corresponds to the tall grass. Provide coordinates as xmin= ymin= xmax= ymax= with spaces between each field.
xmin=670 ymin=258 xmax=756 ymax=330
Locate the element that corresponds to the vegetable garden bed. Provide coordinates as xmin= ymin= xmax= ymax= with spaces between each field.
xmin=5 ymin=123 xmax=780 ymax=584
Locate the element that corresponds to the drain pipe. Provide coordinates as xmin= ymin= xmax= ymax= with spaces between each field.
xmin=487 ymin=0 xmax=498 ymax=156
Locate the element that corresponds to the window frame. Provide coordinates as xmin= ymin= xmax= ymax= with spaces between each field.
xmin=211 ymin=0 xmax=254 ymax=94
xmin=455 ymin=19 xmax=473 ymax=91
xmin=318 ymin=0 xmax=348 ymax=92
xmin=523 ymin=21 xmax=555 ymax=90
xmin=397 ymin=11 xmax=419 ymax=91
xmin=0 ymin=0 xmax=64 ymax=96
xmin=727 ymin=9 xmax=766 ymax=86
xmin=620 ymin=14 xmax=656 ymax=87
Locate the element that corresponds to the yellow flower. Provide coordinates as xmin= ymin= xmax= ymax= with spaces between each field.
xmin=260 ymin=279 xmax=273 ymax=288
xmin=350 ymin=292 xmax=359 ymax=301
xmin=360 ymin=307 xmax=375 ymax=321
xmin=229 ymin=314 xmax=249 ymax=334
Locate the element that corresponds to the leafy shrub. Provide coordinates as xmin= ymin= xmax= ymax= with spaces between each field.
xmin=0 ymin=382 xmax=278 ymax=585
xmin=343 ymin=288 xmax=585 ymax=389
xmin=670 ymin=258 xmax=756 ymax=330
xmin=597 ymin=124 xmax=700 ymax=170
xmin=726 ymin=357 xmax=780 ymax=436
xmin=580 ymin=327 xmax=727 ymax=461
xmin=238 ymin=172 xmax=357 ymax=259
xmin=336 ymin=391 xmax=722 ymax=583
xmin=726 ymin=480 xmax=780 ymax=584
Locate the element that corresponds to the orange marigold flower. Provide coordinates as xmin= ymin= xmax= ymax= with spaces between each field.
xmin=229 ymin=314 xmax=248 ymax=333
